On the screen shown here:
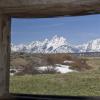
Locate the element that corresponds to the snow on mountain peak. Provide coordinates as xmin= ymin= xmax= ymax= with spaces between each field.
xmin=86 ymin=39 xmax=100 ymax=52
xmin=51 ymin=35 xmax=66 ymax=43
xmin=11 ymin=35 xmax=100 ymax=53
xmin=76 ymin=38 xmax=100 ymax=52
xmin=47 ymin=35 xmax=67 ymax=51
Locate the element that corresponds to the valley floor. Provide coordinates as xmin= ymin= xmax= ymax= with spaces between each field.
xmin=10 ymin=70 xmax=100 ymax=96
xmin=10 ymin=57 xmax=100 ymax=96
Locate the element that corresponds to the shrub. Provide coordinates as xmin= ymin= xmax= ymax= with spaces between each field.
xmin=46 ymin=53 xmax=72 ymax=65
xmin=39 ymin=66 xmax=59 ymax=74
xmin=69 ymin=58 xmax=91 ymax=71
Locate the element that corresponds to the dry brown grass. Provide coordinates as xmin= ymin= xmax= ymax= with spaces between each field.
xmin=45 ymin=53 xmax=72 ymax=65
xmin=44 ymin=53 xmax=91 ymax=71
xmin=10 ymin=52 xmax=92 ymax=74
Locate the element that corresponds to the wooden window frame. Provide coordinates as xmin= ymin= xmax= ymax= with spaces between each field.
xmin=0 ymin=0 xmax=100 ymax=99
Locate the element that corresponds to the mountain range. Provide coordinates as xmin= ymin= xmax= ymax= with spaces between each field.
xmin=11 ymin=35 xmax=100 ymax=53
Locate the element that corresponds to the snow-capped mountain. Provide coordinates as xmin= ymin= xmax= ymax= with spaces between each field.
xmin=11 ymin=35 xmax=100 ymax=53
xmin=11 ymin=35 xmax=79 ymax=53
xmin=77 ymin=39 xmax=100 ymax=52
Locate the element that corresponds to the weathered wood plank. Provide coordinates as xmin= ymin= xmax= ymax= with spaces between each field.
xmin=0 ymin=0 xmax=100 ymax=17
xmin=0 ymin=13 xmax=11 ymax=96
xmin=0 ymin=0 xmax=100 ymax=8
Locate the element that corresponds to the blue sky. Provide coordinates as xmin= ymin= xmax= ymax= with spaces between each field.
xmin=11 ymin=14 xmax=100 ymax=45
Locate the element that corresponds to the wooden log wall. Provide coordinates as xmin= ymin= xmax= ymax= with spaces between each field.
xmin=0 ymin=0 xmax=100 ymax=17
xmin=0 ymin=12 xmax=11 ymax=96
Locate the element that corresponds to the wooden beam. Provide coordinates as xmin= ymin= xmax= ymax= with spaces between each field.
xmin=0 ymin=12 xmax=11 ymax=96
xmin=0 ymin=0 xmax=100 ymax=8
xmin=0 ymin=0 xmax=100 ymax=17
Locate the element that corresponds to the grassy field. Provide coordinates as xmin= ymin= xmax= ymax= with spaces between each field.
xmin=10 ymin=57 xmax=100 ymax=96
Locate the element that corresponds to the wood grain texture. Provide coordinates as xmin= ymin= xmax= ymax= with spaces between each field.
xmin=0 ymin=0 xmax=100 ymax=17
xmin=0 ymin=0 xmax=100 ymax=7
xmin=0 ymin=13 xmax=11 ymax=96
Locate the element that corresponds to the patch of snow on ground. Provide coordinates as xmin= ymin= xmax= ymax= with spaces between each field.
xmin=37 ymin=64 xmax=74 ymax=73
xmin=10 ymin=69 xmax=18 ymax=76
xmin=10 ymin=68 xmax=24 ymax=76
xmin=37 ymin=66 xmax=53 ymax=71
xmin=63 ymin=60 xmax=74 ymax=64
xmin=55 ymin=64 xmax=74 ymax=73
